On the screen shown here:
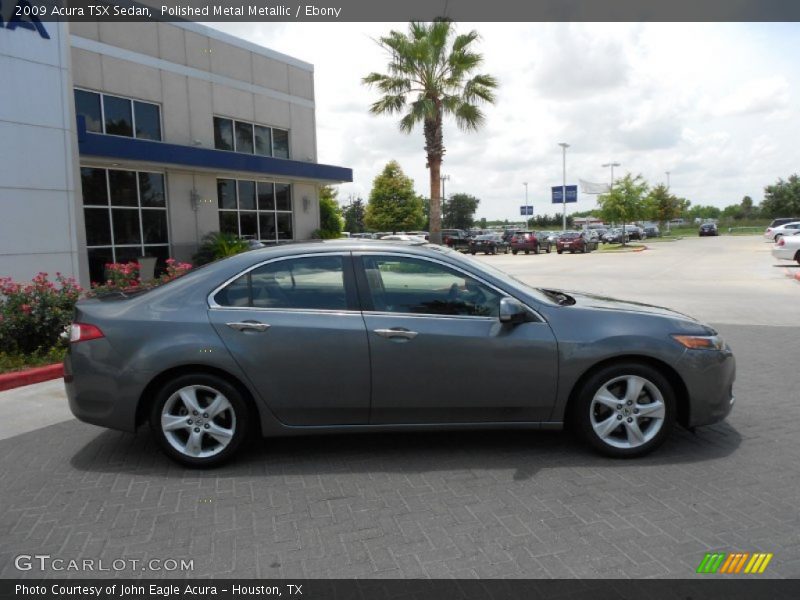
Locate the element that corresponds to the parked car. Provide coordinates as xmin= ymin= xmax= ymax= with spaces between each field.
xmin=589 ymin=228 xmax=608 ymax=240
xmin=624 ymin=226 xmax=647 ymax=241
xmin=381 ymin=234 xmax=427 ymax=242
xmin=442 ymin=229 xmax=472 ymax=251
xmin=763 ymin=221 xmax=800 ymax=241
xmin=643 ymin=225 xmax=660 ymax=238
xmin=469 ymin=234 xmax=510 ymax=255
xmin=65 ymin=240 xmax=736 ymax=466
xmin=765 ymin=218 xmax=800 ymax=239
xmin=510 ymin=231 xmax=551 ymax=254
xmin=772 ymin=235 xmax=800 ymax=265
xmin=556 ymin=231 xmax=595 ymax=254
xmin=602 ymin=228 xmax=630 ymax=244
xmin=699 ymin=223 xmax=719 ymax=237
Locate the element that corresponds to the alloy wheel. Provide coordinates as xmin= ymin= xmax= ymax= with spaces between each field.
xmin=589 ymin=375 xmax=666 ymax=449
xmin=160 ymin=385 xmax=236 ymax=458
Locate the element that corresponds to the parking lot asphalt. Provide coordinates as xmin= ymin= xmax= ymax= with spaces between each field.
xmin=474 ymin=235 xmax=800 ymax=327
xmin=1 ymin=235 xmax=798 ymax=579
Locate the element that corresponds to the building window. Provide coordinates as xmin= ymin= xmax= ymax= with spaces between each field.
xmin=213 ymin=116 xmax=290 ymax=159
xmin=81 ymin=167 xmax=170 ymax=283
xmin=217 ymin=178 xmax=293 ymax=243
xmin=213 ymin=117 xmax=234 ymax=151
xmin=74 ymin=89 xmax=162 ymax=141
xmin=272 ymin=129 xmax=289 ymax=159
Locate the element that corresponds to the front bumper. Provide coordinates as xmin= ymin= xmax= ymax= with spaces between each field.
xmin=675 ymin=346 xmax=736 ymax=428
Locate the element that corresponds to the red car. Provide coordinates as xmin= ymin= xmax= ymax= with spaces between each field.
xmin=510 ymin=231 xmax=551 ymax=254
xmin=556 ymin=232 xmax=594 ymax=254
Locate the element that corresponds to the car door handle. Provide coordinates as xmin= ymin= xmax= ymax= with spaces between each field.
xmin=226 ymin=321 xmax=270 ymax=332
xmin=374 ymin=328 xmax=418 ymax=340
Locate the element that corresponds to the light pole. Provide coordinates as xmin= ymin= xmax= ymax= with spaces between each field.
xmin=523 ymin=182 xmax=528 ymax=228
xmin=602 ymin=162 xmax=621 ymax=191
xmin=440 ymin=174 xmax=450 ymax=200
xmin=665 ymin=171 xmax=672 ymax=233
xmin=558 ymin=143 xmax=569 ymax=231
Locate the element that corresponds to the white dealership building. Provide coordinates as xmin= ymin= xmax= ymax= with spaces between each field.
xmin=0 ymin=15 xmax=351 ymax=285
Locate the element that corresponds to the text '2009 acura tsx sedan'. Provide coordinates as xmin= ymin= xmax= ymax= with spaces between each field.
xmin=65 ymin=240 xmax=735 ymax=467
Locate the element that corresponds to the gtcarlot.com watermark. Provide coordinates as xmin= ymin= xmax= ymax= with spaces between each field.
xmin=15 ymin=554 xmax=194 ymax=573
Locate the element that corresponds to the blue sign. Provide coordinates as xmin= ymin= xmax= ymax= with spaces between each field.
xmin=552 ymin=185 xmax=578 ymax=204
xmin=0 ymin=0 xmax=50 ymax=39
xmin=519 ymin=206 xmax=533 ymax=216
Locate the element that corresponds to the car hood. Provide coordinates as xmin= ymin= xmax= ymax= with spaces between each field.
xmin=549 ymin=289 xmax=701 ymax=323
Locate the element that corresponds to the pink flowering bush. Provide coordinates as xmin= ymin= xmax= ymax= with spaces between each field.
xmin=0 ymin=272 xmax=82 ymax=355
xmin=89 ymin=259 xmax=192 ymax=296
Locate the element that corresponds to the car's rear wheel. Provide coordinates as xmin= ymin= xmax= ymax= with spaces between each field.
xmin=524 ymin=250 xmax=530 ymax=255
xmin=557 ymin=249 xmax=563 ymax=254
xmin=512 ymin=249 xmax=518 ymax=255
xmin=795 ymin=251 xmax=800 ymax=265
xmin=546 ymin=246 xmax=551 ymax=253
xmin=572 ymin=363 xmax=675 ymax=458
xmin=150 ymin=374 xmax=249 ymax=467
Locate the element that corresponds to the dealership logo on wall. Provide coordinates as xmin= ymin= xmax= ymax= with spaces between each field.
xmin=0 ymin=0 xmax=51 ymax=39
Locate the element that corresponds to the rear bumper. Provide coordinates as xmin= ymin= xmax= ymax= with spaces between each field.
xmin=676 ymin=347 xmax=736 ymax=428
xmin=64 ymin=342 xmax=148 ymax=433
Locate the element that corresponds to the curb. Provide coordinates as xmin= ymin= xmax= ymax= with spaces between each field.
xmin=0 ymin=363 xmax=64 ymax=392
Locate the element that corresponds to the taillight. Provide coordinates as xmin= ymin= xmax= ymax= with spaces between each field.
xmin=511 ymin=236 xmax=518 ymax=243
xmin=70 ymin=323 xmax=104 ymax=343
xmin=777 ymin=238 xmax=785 ymax=246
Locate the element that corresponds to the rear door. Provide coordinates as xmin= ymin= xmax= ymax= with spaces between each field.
xmin=208 ymin=253 xmax=371 ymax=425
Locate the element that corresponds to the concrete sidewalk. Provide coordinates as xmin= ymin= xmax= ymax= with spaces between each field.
xmin=0 ymin=378 xmax=73 ymax=441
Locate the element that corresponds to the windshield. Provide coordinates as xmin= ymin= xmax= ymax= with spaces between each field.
xmin=426 ymin=244 xmax=558 ymax=305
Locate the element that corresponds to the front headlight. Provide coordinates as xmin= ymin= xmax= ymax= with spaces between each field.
xmin=671 ymin=334 xmax=724 ymax=350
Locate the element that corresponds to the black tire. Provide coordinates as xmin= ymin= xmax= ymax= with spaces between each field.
xmin=504 ymin=247 xmax=509 ymax=254
xmin=149 ymin=373 xmax=250 ymax=468
xmin=534 ymin=246 xmax=540 ymax=255
xmin=570 ymin=362 xmax=676 ymax=458
xmin=557 ymin=249 xmax=563 ymax=254
xmin=470 ymin=251 xmax=476 ymax=255
xmin=512 ymin=249 xmax=518 ymax=255
xmin=524 ymin=250 xmax=530 ymax=255
xmin=546 ymin=246 xmax=551 ymax=254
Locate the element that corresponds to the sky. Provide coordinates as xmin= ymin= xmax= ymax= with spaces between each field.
xmin=207 ymin=21 xmax=800 ymax=221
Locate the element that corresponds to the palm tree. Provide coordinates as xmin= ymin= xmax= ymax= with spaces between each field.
xmin=363 ymin=21 xmax=498 ymax=244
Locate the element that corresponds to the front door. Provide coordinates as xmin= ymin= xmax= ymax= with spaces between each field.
xmin=209 ymin=253 xmax=370 ymax=426
xmin=355 ymin=254 xmax=559 ymax=424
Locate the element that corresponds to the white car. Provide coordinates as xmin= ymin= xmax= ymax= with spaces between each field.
xmin=764 ymin=221 xmax=800 ymax=241
xmin=772 ymin=235 xmax=800 ymax=265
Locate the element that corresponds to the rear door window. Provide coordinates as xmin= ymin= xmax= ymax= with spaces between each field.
xmin=214 ymin=256 xmax=348 ymax=311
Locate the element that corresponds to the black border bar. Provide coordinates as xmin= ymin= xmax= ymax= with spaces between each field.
xmin=4 ymin=0 xmax=800 ymax=23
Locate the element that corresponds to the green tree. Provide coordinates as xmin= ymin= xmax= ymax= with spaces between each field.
xmin=342 ymin=198 xmax=366 ymax=233
xmin=597 ymin=173 xmax=649 ymax=245
xmin=645 ymin=184 xmax=685 ymax=230
xmin=443 ymin=193 xmax=480 ymax=229
xmin=365 ymin=161 xmax=426 ymax=232
xmin=363 ymin=20 xmax=498 ymax=245
xmin=760 ymin=175 xmax=800 ymax=218
xmin=687 ymin=204 xmax=721 ymax=221
xmin=316 ymin=185 xmax=343 ymax=239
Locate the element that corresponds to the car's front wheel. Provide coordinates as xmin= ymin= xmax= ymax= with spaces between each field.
xmin=572 ymin=363 xmax=675 ymax=458
xmin=150 ymin=374 xmax=249 ymax=467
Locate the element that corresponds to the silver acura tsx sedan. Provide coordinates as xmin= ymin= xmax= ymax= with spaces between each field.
xmin=65 ymin=240 xmax=735 ymax=467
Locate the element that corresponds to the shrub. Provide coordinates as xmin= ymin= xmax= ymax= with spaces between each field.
xmin=192 ymin=231 xmax=250 ymax=265
xmin=0 ymin=272 xmax=82 ymax=355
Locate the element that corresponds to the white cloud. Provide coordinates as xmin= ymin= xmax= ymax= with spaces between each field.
xmin=206 ymin=21 xmax=800 ymax=219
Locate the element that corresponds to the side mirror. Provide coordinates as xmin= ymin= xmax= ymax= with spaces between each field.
xmin=499 ymin=297 xmax=527 ymax=325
